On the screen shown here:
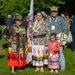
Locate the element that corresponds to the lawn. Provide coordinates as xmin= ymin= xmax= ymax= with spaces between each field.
xmin=0 ymin=34 xmax=75 ymax=75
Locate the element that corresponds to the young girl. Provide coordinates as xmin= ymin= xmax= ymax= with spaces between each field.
xmin=46 ymin=33 xmax=60 ymax=73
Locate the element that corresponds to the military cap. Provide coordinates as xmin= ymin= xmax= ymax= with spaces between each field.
xmin=16 ymin=15 xmax=23 ymax=21
xmin=50 ymin=6 xmax=58 ymax=12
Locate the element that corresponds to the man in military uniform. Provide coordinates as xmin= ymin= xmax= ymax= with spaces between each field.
xmin=46 ymin=7 xmax=67 ymax=71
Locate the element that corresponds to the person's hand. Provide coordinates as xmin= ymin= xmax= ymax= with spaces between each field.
xmin=49 ymin=53 xmax=53 ymax=57
xmin=68 ymin=30 xmax=71 ymax=35
xmin=3 ymin=26 xmax=7 ymax=29
xmin=44 ymin=43 xmax=47 ymax=47
xmin=8 ymin=39 xmax=12 ymax=42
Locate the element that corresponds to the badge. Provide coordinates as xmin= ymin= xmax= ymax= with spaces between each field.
xmin=51 ymin=25 xmax=55 ymax=30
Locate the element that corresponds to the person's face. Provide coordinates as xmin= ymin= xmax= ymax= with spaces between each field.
xmin=13 ymin=16 xmax=16 ymax=19
xmin=15 ymin=16 xmax=19 ymax=19
xmin=36 ymin=13 xmax=43 ymax=21
xmin=51 ymin=11 xmax=58 ymax=18
xmin=27 ymin=14 xmax=31 ymax=20
xmin=16 ymin=20 xmax=22 ymax=26
xmin=13 ymin=36 xmax=16 ymax=40
xmin=61 ymin=14 xmax=65 ymax=18
xmin=50 ymin=36 xmax=56 ymax=42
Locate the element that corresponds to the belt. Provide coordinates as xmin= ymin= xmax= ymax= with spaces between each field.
xmin=33 ymin=34 xmax=46 ymax=38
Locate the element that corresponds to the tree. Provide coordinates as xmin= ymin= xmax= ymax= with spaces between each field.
xmin=0 ymin=0 xmax=30 ymax=18
xmin=0 ymin=0 xmax=70 ymax=24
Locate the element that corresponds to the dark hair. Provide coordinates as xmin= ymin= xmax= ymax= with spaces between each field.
xmin=50 ymin=33 xmax=57 ymax=39
xmin=23 ymin=17 xmax=27 ymax=21
xmin=36 ymin=12 xmax=43 ymax=17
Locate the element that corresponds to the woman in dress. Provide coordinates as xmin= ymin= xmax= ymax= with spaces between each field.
xmin=32 ymin=12 xmax=50 ymax=72
xmin=7 ymin=15 xmax=26 ymax=73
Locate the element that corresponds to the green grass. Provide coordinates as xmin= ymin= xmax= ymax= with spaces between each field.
xmin=0 ymin=36 xmax=75 ymax=75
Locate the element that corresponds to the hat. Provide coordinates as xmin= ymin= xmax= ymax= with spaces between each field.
xmin=16 ymin=15 xmax=23 ymax=21
xmin=50 ymin=6 xmax=58 ymax=12
xmin=8 ymin=12 xmax=12 ymax=16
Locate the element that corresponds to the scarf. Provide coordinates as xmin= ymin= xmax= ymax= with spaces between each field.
xmin=33 ymin=19 xmax=43 ymax=32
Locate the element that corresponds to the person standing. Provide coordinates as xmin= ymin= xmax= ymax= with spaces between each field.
xmin=32 ymin=12 xmax=50 ymax=72
xmin=46 ymin=7 xmax=67 ymax=71
xmin=61 ymin=12 xmax=71 ymax=34
xmin=61 ymin=12 xmax=71 ymax=47
xmin=7 ymin=15 xmax=26 ymax=73
xmin=5 ymin=13 xmax=15 ymax=27
xmin=0 ymin=26 xmax=2 ymax=40
xmin=5 ymin=13 xmax=15 ymax=40
xmin=46 ymin=33 xmax=60 ymax=73
xmin=70 ymin=15 xmax=75 ymax=51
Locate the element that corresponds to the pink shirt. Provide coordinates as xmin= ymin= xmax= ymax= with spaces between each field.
xmin=47 ymin=40 xmax=60 ymax=54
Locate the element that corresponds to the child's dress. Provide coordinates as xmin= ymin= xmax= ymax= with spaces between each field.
xmin=47 ymin=40 xmax=60 ymax=70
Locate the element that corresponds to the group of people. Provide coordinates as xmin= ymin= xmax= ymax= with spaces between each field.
xmin=2 ymin=6 xmax=74 ymax=74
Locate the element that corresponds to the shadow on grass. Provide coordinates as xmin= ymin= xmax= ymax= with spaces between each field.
xmin=22 ymin=63 xmax=35 ymax=70
xmin=0 ymin=55 xmax=6 ymax=58
xmin=2 ymin=43 xmax=9 ymax=49
xmin=9 ymin=63 xmax=35 ymax=71
xmin=67 ymin=43 xmax=72 ymax=49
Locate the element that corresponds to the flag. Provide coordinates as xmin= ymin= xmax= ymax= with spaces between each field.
xmin=30 ymin=0 xmax=34 ymax=21
xmin=27 ymin=0 xmax=34 ymax=63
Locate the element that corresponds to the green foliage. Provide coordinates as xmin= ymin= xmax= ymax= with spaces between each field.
xmin=0 ymin=0 xmax=30 ymax=18
xmin=0 ymin=0 xmax=65 ymax=19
